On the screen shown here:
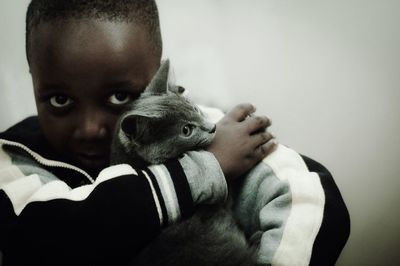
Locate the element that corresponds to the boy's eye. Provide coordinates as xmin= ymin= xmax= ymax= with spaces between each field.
xmin=108 ymin=92 xmax=131 ymax=105
xmin=49 ymin=95 xmax=73 ymax=108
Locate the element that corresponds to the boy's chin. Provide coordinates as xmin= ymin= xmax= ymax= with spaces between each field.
xmin=75 ymin=154 xmax=109 ymax=176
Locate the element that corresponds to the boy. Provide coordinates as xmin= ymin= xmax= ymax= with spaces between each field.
xmin=0 ymin=0 xmax=350 ymax=265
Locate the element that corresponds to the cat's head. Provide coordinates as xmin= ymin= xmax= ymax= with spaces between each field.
xmin=116 ymin=59 xmax=216 ymax=164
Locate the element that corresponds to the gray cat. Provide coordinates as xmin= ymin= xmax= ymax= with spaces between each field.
xmin=111 ymin=60 xmax=258 ymax=266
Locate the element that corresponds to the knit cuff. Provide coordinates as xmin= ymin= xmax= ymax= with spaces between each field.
xmin=179 ymin=150 xmax=228 ymax=205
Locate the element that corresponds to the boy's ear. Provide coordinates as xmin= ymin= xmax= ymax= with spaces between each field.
xmin=145 ymin=59 xmax=170 ymax=95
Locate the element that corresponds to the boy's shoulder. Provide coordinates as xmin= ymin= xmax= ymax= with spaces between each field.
xmin=0 ymin=116 xmax=63 ymax=168
xmin=1 ymin=116 xmax=40 ymax=141
xmin=0 ymin=116 xmax=47 ymax=153
xmin=0 ymin=116 xmax=92 ymax=187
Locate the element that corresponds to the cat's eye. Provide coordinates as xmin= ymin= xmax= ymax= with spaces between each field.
xmin=182 ymin=124 xmax=194 ymax=137
xmin=49 ymin=95 xmax=73 ymax=108
xmin=108 ymin=92 xmax=131 ymax=105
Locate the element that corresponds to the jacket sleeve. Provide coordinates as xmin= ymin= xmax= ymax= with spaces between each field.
xmin=232 ymin=144 xmax=350 ymax=266
xmin=0 ymin=142 xmax=226 ymax=266
xmin=305 ymin=155 xmax=351 ymax=266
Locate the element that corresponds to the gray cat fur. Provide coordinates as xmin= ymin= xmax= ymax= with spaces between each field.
xmin=111 ymin=60 xmax=258 ymax=266
xmin=111 ymin=60 xmax=215 ymax=168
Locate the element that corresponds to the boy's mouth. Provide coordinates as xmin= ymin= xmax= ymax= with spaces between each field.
xmin=75 ymin=152 xmax=109 ymax=170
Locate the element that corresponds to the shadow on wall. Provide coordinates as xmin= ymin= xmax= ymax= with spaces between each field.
xmin=165 ymin=45 xmax=234 ymax=113
xmin=0 ymin=0 xmax=36 ymax=131
xmin=0 ymin=65 xmax=36 ymax=132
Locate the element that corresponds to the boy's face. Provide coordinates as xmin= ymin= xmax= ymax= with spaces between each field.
xmin=29 ymin=19 xmax=160 ymax=174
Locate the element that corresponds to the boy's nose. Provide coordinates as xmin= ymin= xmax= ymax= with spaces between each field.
xmin=73 ymin=112 xmax=108 ymax=140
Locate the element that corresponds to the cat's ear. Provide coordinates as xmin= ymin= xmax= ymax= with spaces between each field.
xmin=120 ymin=114 xmax=148 ymax=142
xmin=145 ymin=59 xmax=170 ymax=95
xmin=120 ymin=112 xmax=160 ymax=142
xmin=120 ymin=114 xmax=140 ymax=140
xmin=169 ymin=85 xmax=186 ymax=95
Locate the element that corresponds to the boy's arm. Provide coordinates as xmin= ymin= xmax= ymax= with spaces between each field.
xmin=233 ymin=144 xmax=350 ymax=266
xmin=0 ymin=143 xmax=225 ymax=266
xmin=0 ymin=103 xmax=273 ymax=266
xmin=304 ymin=155 xmax=351 ymax=266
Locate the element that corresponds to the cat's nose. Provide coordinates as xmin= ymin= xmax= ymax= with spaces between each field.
xmin=209 ymin=125 xmax=216 ymax=133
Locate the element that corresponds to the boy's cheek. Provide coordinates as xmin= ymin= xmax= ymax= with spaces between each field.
xmin=37 ymin=111 xmax=74 ymax=150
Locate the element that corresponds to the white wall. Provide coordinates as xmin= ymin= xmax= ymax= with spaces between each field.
xmin=0 ymin=0 xmax=35 ymax=128
xmin=1 ymin=1 xmax=400 ymax=265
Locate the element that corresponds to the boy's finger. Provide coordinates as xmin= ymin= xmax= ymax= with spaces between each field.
xmin=227 ymin=103 xmax=256 ymax=121
xmin=251 ymin=131 xmax=274 ymax=148
xmin=244 ymin=116 xmax=271 ymax=134
xmin=255 ymin=138 xmax=278 ymax=159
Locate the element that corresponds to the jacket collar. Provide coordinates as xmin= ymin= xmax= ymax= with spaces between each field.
xmin=0 ymin=116 xmax=95 ymax=186
xmin=0 ymin=116 xmax=57 ymax=159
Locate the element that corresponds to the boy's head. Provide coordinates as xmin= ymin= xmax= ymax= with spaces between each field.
xmin=26 ymin=0 xmax=163 ymax=175
xmin=26 ymin=0 xmax=162 ymax=62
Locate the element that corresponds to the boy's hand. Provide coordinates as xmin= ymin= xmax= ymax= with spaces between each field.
xmin=207 ymin=103 xmax=277 ymax=182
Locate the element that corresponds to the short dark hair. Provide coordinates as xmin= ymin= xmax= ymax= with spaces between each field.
xmin=26 ymin=0 xmax=162 ymax=63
